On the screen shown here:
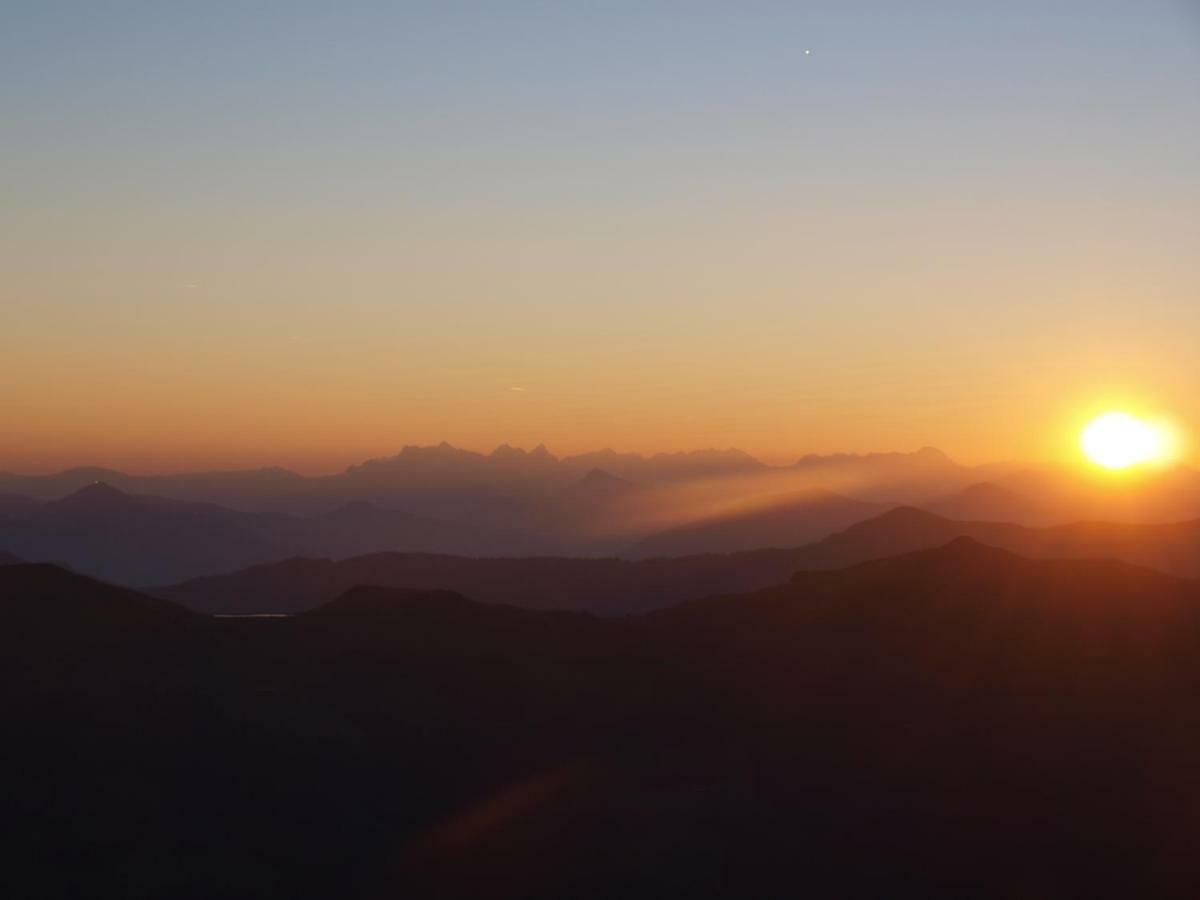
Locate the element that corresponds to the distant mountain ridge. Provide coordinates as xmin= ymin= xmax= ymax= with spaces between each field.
xmin=0 ymin=482 xmax=523 ymax=585
xmin=0 ymin=445 xmax=1004 ymax=578
xmin=0 ymin=443 xmax=988 ymax=513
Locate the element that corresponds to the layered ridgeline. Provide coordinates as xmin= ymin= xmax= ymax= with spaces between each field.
xmin=0 ymin=480 xmax=876 ymax=587
xmin=0 ymin=446 xmax=967 ymax=585
xmin=156 ymin=505 xmax=1200 ymax=616
xmin=7 ymin=543 xmax=1200 ymax=899
xmin=6 ymin=445 xmax=1200 ymax=589
xmin=0 ymin=482 xmax=527 ymax=585
xmin=0 ymin=445 xmax=1001 ymax=572
xmin=0 ymin=444 xmax=990 ymax=512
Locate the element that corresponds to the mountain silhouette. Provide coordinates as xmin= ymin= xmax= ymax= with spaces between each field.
xmin=0 ymin=562 xmax=192 ymax=651
xmin=153 ymin=547 xmax=807 ymax=616
xmin=9 ymin=542 xmax=1200 ymax=898
xmin=0 ymin=443 xmax=1007 ymax=520
xmin=0 ymin=550 xmax=24 ymax=565
xmin=790 ymin=505 xmax=1200 ymax=579
xmin=0 ymin=483 xmax=517 ymax=586
xmin=154 ymin=501 xmax=1200 ymax=616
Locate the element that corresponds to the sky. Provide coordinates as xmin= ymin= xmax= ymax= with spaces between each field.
xmin=2 ymin=1 xmax=1198 ymax=474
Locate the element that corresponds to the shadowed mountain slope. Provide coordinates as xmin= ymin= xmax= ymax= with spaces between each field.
xmin=0 ymin=563 xmax=193 ymax=662
xmin=10 ymin=543 xmax=1200 ymax=899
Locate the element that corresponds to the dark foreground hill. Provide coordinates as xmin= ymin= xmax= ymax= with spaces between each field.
xmin=7 ymin=544 xmax=1200 ymax=899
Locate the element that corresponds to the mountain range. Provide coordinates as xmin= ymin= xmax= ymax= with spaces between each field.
xmin=0 ymin=443 xmax=999 ymax=515
xmin=5 ymin=444 xmax=1200 ymax=588
xmin=0 ymin=482 xmax=522 ymax=585
xmin=154 ymin=503 xmax=1200 ymax=616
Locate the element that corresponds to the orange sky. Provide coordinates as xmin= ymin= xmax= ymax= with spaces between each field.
xmin=3 ymin=3 xmax=1198 ymax=476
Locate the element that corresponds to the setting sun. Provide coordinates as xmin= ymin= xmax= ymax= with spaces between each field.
xmin=1081 ymin=412 xmax=1168 ymax=470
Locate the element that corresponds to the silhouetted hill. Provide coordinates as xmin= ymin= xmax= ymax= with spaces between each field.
xmin=627 ymin=489 xmax=885 ymax=558
xmin=11 ymin=543 xmax=1200 ymax=898
xmin=154 ymin=548 xmax=806 ymax=616
xmin=0 ymin=563 xmax=192 ymax=653
xmin=0 ymin=550 xmax=25 ymax=565
xmin=791 ymin=505 xmax=1200 ymax=579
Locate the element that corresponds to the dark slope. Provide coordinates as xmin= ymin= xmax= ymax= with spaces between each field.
xmin=12 ymin=542 xmax=1200 ymax=899
xmin=155 ymin=548 xmax=806 ymax=616
xmin=791 ymin=505 xmax=1200 ymax=578
xmin=0 ymin=562 xmax=192 ymax=638
xmin=0 ymin=550 xmax=23 ymax=565
xmin=0 ymin=563 xmax=194 ymax=694
xmin=626 ymin=488 xmax=884 ymax=558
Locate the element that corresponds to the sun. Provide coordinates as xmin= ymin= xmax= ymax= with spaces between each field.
xmin=1081 ymin=412 xmax=1168 ymax=470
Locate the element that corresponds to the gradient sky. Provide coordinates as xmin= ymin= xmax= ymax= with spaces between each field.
xmin=3 ymin=1 xmax=1198 ymax=474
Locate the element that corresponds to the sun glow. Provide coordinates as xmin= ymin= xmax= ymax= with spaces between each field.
xmin=1081 ymin=412 xmax=1170 ymax=470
